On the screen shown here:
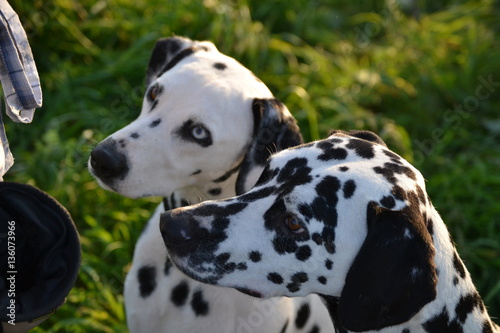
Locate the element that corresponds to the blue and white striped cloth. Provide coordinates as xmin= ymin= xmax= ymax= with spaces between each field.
xmin=0 ymin=0 xmax=42 ymax=177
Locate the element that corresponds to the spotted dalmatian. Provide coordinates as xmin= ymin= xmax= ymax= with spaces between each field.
xmin=89 ymin=36 xmax=334 ymax=332
xmin=160 ymin=130 xmax=500 ymax=333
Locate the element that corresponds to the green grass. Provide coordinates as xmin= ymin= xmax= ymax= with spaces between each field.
xmin=4 ymin=0 xmax=499 ymax=331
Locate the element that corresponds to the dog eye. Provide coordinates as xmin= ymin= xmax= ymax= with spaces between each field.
xmin=148 ymin=84 xmax=160 ymax=101
xmin=191 ymin=125 xmax=209 ymax=140
xmin=285 ymin=215 xmax=304 ymax=233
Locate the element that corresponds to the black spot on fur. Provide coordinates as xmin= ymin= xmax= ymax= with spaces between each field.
xmin=453 ymin=252 xmax=467 ymax=279
xmin=482 ymin=320 xmax=495 ymax=333
xmin=343 ymin=179 xmax=356 ymax=198
xmin=150 ymin=99 xmax=158 ymax=112
xmin=191 ymin=202 xmax=248 ymax=217
xmin=339 ymin=166 xmax=349 ymax=172
xmin=318 ymin=276 xmax=327 ymax=285
xmin=213 ymin=62 xmax=227 ymax=70
xmin=317 ymin=141 xmax=348 ymax=161
xmin=130 ymin=132 xmax=140 ymax=139
xmin=325 ymin=259 xmax=333 ymax=270
xmin=249 ymin=251 xmax=262 ymax=262
xmin=191 ymin=290 xmax=209 ymax=316
xmin=118 ymin=139 xmax=126 ymax=148
xmin=312 ymin=233 xmax=323 ymax=245
xmin=425 ymin=217 xmax=435 ymax=236
xmin=255 ymin=165 xmax=281 ymax=187
xmin=164 ymin=258 xmax=172 ymax=275
xmin=276 ymin=157 xmax=313 ymax=195
xmin=268 ymin=272 xmax=284 ymax=284
xmin=455 ymin=292 xmax=482 ymax=323
xmin=286 ymin=272 xmax=309 ymax=293
xmin=423 ymin=307 xmax=463 ymax=332
xmin=280 ymin=320 xmax=289 ymax=333
xmin=402 ymin=329 xmax=410 ymax=333
xmin=191 ymin=169 xmax=202 ymax=175
xmin=240 ymin=186 xmax=276 ymax=202
xmin=149 ymin=118 xmax=162 ymax=128
xmin=374 ymin=162 xmax=417 ymax=184
xmin=380 ymin=195 xmax=396 ymax=209
xmin=138 ymin=265 xmax=156 ymax=298
xmin=208 ymin=187 xmax=222 ymax=196
xmin=453 ymin=276 xmax=459 ymax=285
xmin=171 ymin=280 xmax=190 ymax=306
xmin=308 ymin=325 xmax=320 ymax=333
xmin=237 ymin=262 xmax=248 ymax=270
xmin=295 ymin=303 xmax=310 ymax=329
xmin=296 ymin=245 xmax=312 ymax=261
xmin=346 ymin=138 xmax=376 ymax=159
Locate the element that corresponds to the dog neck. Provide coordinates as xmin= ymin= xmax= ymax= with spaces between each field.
xmin=320 ymin=208 xmax=498 ymax=332
xmin=163 ymin=170 xmax=240 ymax=210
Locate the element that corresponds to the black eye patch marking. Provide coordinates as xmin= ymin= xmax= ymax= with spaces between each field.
xmin=346 ymin=138 xmax=376 ymax=159
xmin=213 ymin=62 xmax=227 ymax=70
xmin=176 ymin=119 xmax=213 ymax=147
xmin=317 ymin=141 xmax=348 ymax=161
xmin=149 ymin=118 xmax=162 ymax=128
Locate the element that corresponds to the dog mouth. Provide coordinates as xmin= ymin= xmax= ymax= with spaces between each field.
xmin=235 ymin=287 xmax=263 ymax=298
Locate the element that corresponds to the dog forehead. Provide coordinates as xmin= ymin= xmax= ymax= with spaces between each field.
xmin=263 ymin=135 xmax=424 ymax=201
xmin=157 ymin=50 xmax=272 ymax=98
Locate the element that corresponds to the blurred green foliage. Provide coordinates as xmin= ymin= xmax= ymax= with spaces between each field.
xmin=3 ymin=0 xmax=499 ymax=331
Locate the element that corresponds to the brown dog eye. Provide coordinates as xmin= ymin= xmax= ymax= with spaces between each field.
xmin=285 ymin=215 xmax=304 ymax=233
xmin=148 ymin=84 xmax=159 ymax=101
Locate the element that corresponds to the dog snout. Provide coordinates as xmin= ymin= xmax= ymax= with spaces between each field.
xmin=160 ymin=210 xmax=198 ymax=256
xmin=90 ymin=139 xmax=129 ymax=182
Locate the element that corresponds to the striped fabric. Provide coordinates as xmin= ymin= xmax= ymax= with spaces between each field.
xmin=0 ymin=0 xmax=42 ymax=177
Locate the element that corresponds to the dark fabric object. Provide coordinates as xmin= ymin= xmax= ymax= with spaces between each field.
xmin=0 ymin=182 xmax=80 ymax=322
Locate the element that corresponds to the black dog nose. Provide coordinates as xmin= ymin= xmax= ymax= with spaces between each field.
xmin=90 ymin=139 xmax=129 ymax=181
xmin=160 ymin=210 xmax=198 ymax=257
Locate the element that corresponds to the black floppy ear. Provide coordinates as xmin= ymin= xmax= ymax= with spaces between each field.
xmin=146 ymin=36 xmax=197 ymax=86
xmin=235 ymin=98 xmax=303 ymax=195
xmin=338 ymin=202 xmax=437 ymax=331
xmin=330 ymin=129 xmax=387 ymax=147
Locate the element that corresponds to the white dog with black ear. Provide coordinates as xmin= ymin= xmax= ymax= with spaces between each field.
xmin=160 ymin=130 xmax=499 ymax=333
xmin=89 ymin=37 xmax=334 ymax=333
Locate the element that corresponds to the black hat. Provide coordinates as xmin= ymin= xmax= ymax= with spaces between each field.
xmin=0 ymin=182 xmax=81 ymax=332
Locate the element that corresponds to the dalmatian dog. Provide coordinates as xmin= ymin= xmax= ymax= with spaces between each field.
xmin=89 ymin=37 xmax=334 ymax=332
xmin=160 ymin=130 xmax=500 ymax=333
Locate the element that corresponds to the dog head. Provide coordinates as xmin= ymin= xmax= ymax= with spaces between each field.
xmin=89 ymin=36 xmax=301 ymax=199
xmin=160 ymin=130 xmax=438 ymax=331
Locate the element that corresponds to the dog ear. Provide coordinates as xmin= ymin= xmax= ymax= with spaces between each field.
xmin=338 ymin=202 xmax=437 ymax=331
xmin=146 ymin=36 xmax=194 ymax=86
xmin=145 ymin=37 xmax=217 ymax=86
xmin=235 ymin=98 xmax=303 ymax=195
xmin=329 ymin=130 xmax=387 ymax=147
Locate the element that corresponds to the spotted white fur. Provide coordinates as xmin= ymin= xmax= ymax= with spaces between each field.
xmin=161 ymin=130 xmax=499 ymax=333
